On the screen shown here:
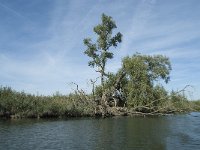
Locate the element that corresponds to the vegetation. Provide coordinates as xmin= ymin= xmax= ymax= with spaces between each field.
xmin=93 ymin=53 xmax=198 ymax=115
xmin=84 ymin=13 xmax=122 ymax=87
xmin=121 ymin=54 xmax=171 ymax=108
xmin=0 ymin=13 xmax=200 ymax=119
xmin=0 ymin=85 xmax=199 ymax=118
xmin=189 ymin=100 xmax=200 ymax=111
xmin=0 ymin=87 xmax=95 ymax=118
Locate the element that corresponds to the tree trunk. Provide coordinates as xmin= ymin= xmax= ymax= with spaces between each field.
xmin=101 ymin=74 xmax=104 ymax=87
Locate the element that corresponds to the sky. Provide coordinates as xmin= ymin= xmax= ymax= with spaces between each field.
xmin=0 ymin=0 xmax=200 ymax=99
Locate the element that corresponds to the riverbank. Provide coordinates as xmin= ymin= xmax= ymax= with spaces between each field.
xmin=0 ymin=105 xmax=194 ymax=119
xmin=0 ymin=87 xmax=200 ymax=119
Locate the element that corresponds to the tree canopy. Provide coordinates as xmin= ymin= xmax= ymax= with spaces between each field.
xmin=121 ymin=53 xmax=171 ymax=107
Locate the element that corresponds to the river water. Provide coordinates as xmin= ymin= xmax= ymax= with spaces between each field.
xmin=0 ymin=112 xmax=200 ymax=150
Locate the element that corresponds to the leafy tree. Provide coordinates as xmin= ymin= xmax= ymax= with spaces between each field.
xmin=83 ymin=13 xmax=122 ymax=87
xmin=121 ymin=53 xmax=172 ymax=108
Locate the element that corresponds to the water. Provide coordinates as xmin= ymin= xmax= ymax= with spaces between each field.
xmin=0 ymin=113 xmax=200 ymax=150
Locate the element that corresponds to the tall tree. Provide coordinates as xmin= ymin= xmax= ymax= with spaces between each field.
xmin=83 ymin=13 xmax=122 ymax=87
xmin=122 ymin=53 xmax=172 ymax=108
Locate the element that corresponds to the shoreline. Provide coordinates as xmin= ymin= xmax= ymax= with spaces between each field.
xmin=0 ymin=106 xmax=194 ymax=120
xmin=1 ymin=87 xmax=200 ymax=120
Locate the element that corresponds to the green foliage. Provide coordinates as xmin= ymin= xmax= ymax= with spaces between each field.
xmin=94 ymin=52 xmax=195 ymax=114
xmin=84 ymin=13 xmax=122 ymax=86
xmin=169 ymin=91 xmax=191 ymax=111
xmin=191 ymin=100 xmax=200 ymax=111
xmin=0 ymin=87 xmax=95 ymax=118
xmin=121 ymin=53 xmax=171 ymax=108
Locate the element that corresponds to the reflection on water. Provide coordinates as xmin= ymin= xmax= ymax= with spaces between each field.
xmin=0 ymin=112 xmax=200 ymax=150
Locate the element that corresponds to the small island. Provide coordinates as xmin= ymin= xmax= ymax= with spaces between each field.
xmin=0 ymin=14 xmax=200 ymax=119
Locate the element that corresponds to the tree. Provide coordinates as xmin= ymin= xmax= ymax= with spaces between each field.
xmin=83 ymin=13 xmax=122 ymax=87
xmin=122 ymin=53 xmax=172 ymax=108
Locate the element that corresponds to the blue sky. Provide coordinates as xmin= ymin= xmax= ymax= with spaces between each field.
xmin=0 ymin=0 xmax=200 ymax=99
